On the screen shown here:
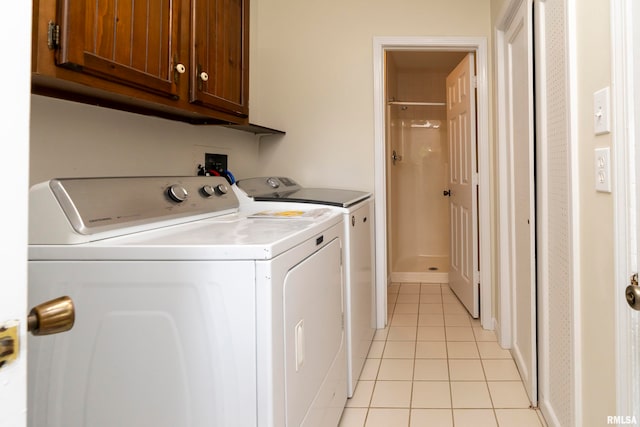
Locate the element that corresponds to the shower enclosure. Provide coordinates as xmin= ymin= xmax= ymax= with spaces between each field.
xmin=386 ymin=102 xmax=450 ymax=283
xmin=385 ymin=51 xmax=466 ymax=283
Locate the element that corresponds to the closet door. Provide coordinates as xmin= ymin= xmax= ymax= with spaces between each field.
xmin=505 ymin=0 xmax=537 ymax=406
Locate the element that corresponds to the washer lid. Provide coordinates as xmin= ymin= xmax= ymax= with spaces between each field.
xmin=238 ymin=177 xmax=371 ymax=208
xmin=254 ymin=188 xmax=371 ymax=208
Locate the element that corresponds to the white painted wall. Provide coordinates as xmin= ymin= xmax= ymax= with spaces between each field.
xmin=249 ymin=0 xmax=493 ymax=191
xmin=29 ymin=96 xmax=262 ymax=185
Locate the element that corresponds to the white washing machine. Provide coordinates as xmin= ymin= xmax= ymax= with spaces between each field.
xmin=28 ymin=176 xmax=347 ymax=427
xmin=234 ymin=177 xmax=375 ymax=397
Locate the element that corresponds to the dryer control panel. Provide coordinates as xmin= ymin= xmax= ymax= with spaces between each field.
xmin=29 ymin=176 xmax=239 ymax=244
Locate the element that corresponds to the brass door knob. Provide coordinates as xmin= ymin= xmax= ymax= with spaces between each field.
xmin=626 ymin=273 xmax=640 ymax=311
xmin=28 ymin=296 xmax=75 ymax=336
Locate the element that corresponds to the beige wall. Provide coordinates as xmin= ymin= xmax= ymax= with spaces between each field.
xmin=575 ymin=0 xmax=617 ymax=424
xmin=29 ymin=95 xmax=261 ymax=185
xmin=250 ymin=0 xmax=492 ymax=191
xmin=490 ymin=0 xmax=510 ymax=26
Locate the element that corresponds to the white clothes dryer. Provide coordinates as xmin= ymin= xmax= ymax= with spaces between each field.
xmin=28 ymin=176 xmax=347 ymax=427
xmin=234 ymin=177 xmax=376 ymax=397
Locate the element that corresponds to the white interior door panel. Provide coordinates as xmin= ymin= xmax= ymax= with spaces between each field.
xmin=446 ymin=52 xmax=479 ymax=318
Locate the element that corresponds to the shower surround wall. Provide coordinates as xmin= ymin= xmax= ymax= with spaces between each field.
xmin=387 ymin=68 xmax=450 ymax=283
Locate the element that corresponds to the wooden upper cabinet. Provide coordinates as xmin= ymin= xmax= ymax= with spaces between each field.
xmin=191 ymin=0 xmax=249 ymax=117
xmin=57 ymin=0 xmax=180 ymax=98
xmin=32 ymin=0 xmax=249 ymax=124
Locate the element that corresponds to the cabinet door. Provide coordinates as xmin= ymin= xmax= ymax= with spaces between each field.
xmin=57 ymin=0 xmax=181 ymax=98
xmin=191 ymin=0 xmax=249 ymax=117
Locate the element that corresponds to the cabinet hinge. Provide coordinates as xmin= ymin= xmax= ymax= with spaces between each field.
xmin=472 ymin=75 xmax=478 ymax=89
xmin=47 ymin=21 xmax=60 ymax=50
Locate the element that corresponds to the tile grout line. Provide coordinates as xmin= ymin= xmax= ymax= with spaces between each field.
xmin=361 ymin=282 xmax=534 ymax=426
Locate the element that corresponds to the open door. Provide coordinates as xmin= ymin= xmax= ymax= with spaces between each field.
xmin=618 ymin=0 xmax=640 ymax=419
xmin=446 ymin=53 xmax=479 ymax=318
xmin=631 ymin=0 xmax=640 ymax=418
xmin=0 ymin=2 xmax=31 ymax=426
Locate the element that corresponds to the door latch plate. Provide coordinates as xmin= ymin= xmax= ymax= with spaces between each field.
xmin=0 ymin=321 xmax=19 ymax=369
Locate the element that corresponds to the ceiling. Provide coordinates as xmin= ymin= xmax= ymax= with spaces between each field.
xmin=387 ymin=50 xmax=468 ymax=73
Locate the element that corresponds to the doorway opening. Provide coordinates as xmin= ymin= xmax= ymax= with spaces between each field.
xmin=372 ymin=37 xmax=491 ymax=330
xmin=385 ymin=50 xmax=467 ymax=286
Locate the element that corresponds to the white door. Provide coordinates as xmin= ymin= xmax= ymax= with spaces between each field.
xmin=446 ymin=53 xmax=479 ymax=318
xmin=633 ymin=0 xmax=640 ymax=418
xmin=0 ymin=2 xmax=31 ymax=426
xmin=505 ymin=0 xmax=537 ymax=405
xmin=613 ymin=0 xmax=640 ymax=420
xmin=626 ymin=0 xmax=640 ymax=419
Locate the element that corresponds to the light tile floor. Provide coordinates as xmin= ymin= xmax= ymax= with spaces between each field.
xmin=339 ymin=282 xmax=548 ymax=427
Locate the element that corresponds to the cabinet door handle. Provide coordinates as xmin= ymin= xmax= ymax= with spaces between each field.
xmin=199 ymin=71 xmax=209 ymax=82
xmin=175 ymin=63 xmax=186 ymax=74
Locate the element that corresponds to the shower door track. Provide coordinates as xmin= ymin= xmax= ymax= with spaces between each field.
xmin=387 ymin=101 xmax=446 ymax=106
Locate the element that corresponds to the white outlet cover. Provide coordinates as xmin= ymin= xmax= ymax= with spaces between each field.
xmin=595 ymin=147 xmax=612 ymax=193
xmin=593 ymin=87 xmax=611 ymax=135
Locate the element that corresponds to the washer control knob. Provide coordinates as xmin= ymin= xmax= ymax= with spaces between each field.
xmin=214 ymin=183 xmax=228 ymax=195
xmin=266 ymin=177 xmax=280 ymax=188
xmin=167 ymin=184 xmax=188 ymax=202
xmin=201 ymin=185 xmax=216 ymax=197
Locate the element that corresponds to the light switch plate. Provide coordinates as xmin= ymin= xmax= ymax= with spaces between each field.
xmin=594 ymin=87 xmax=611 ymax=135
xmin=595 ymin=147 xmax=612 ymax=193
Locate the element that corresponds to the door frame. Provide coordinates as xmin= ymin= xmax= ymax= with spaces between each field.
xmin=496 ymin=0 xmax=538 ymax=405
xmin=612 ymin=0 xmax=640 ymax=419
xmin=495 ymin=0 xmax=532 ymax=351
xmin=372 ymin=36 xmax=492 ymax=330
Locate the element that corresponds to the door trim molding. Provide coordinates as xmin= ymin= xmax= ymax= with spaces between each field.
xmin=372 ymin=36 xmax=491 ymax=329
xmin=495 ymin=2 xmax=518 ymax=350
